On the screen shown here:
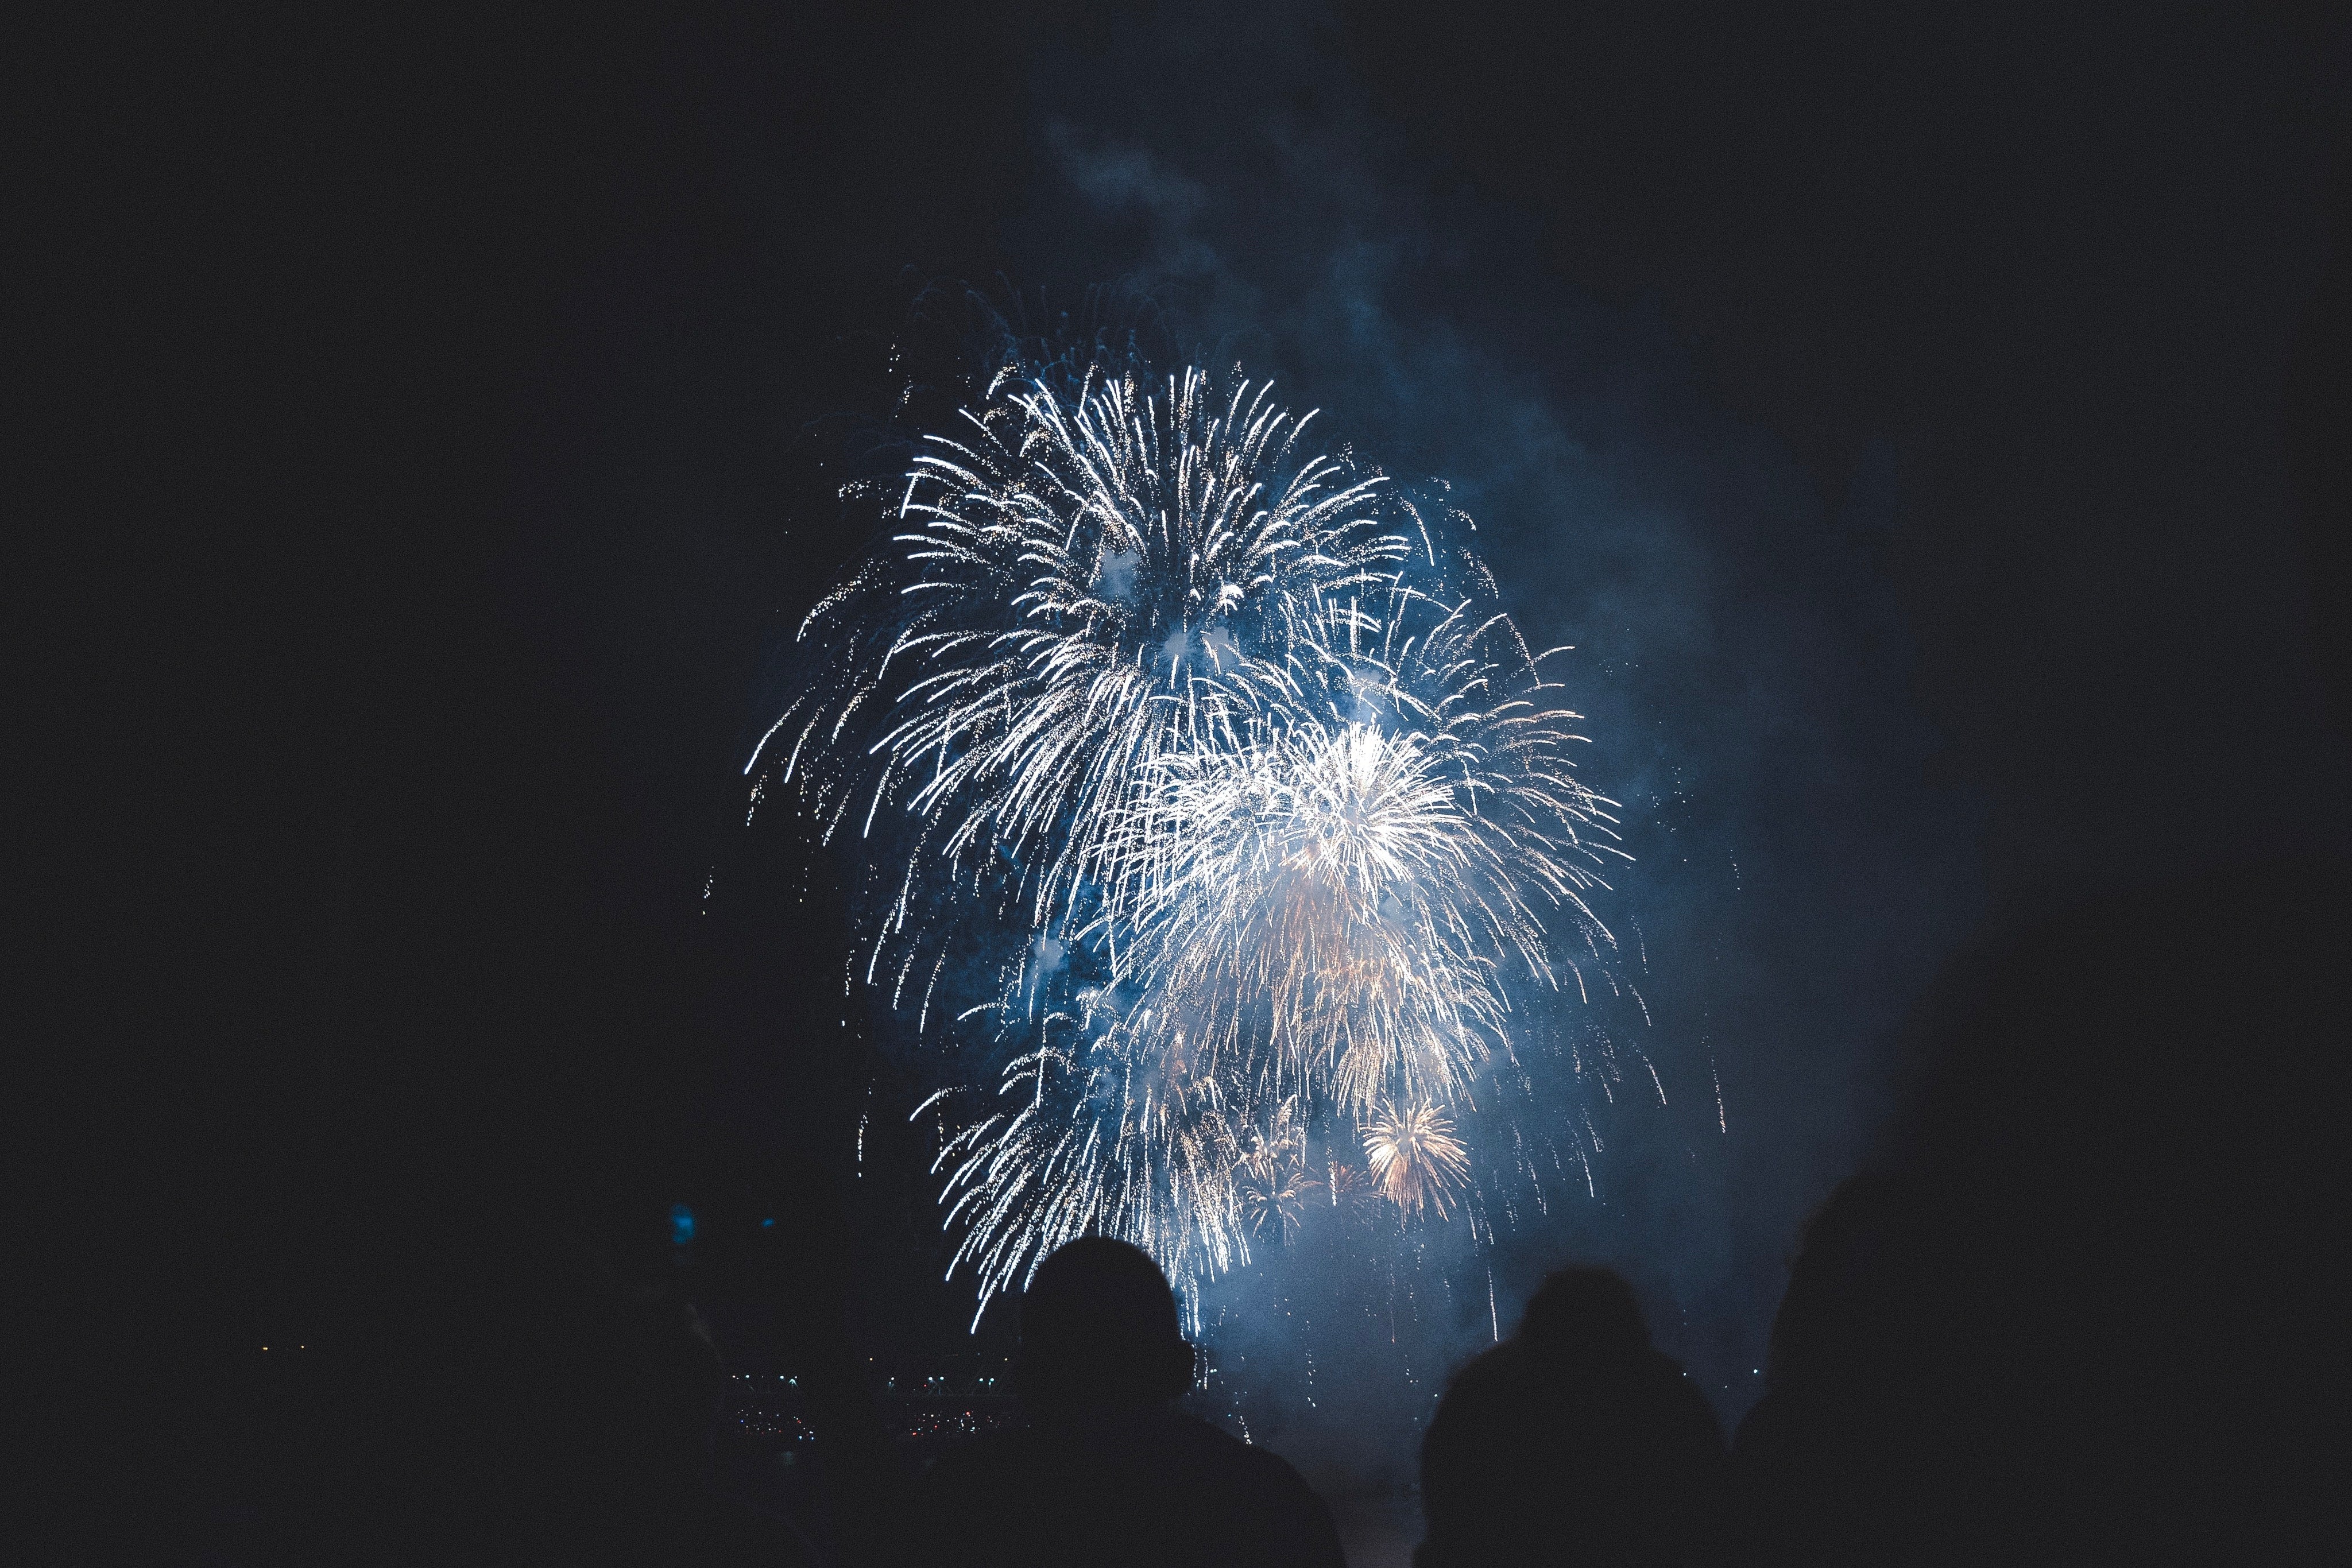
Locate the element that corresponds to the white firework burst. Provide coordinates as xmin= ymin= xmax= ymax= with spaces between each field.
xmin=764 ymin=357 xmax=1623 ymax=1319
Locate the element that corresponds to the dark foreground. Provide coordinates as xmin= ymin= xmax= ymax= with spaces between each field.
xmin=163 ymin=864 xmax=2343 ymax=1564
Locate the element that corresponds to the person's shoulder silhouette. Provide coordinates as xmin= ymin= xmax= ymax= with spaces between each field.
xmin=907 ymin=1238 xmax=1343 ymax=1568
xmin=1731 ymin=861 xmax=2349 ymax=1562
xmin=1419 ymin=1267 xmax=1725 ymax=1567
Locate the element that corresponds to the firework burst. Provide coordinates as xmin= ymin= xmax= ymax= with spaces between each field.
xmin=764 ymin=351 xmax=1623 ymax=1319
xmin=1362 ymin=1102 xmax=1473 ymax=1218
xmin=755 ymin=365 xmax=1404 ymax=928
xmin=1232 ymin=1106 xmax=1317 ymax=1245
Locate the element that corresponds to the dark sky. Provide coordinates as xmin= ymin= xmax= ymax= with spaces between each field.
xmin=49 ymin=0 xmax=2347 ymax=1464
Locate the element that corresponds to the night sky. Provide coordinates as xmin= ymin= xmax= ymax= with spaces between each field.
xmin=46 ymin=0 xmax=2347 ymax=1510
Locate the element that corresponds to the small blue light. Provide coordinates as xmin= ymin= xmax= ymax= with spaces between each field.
xmin=671 ymin=1203 xmax=695 ymax=1245
xmin=761 ymin=1217 xmax=775 ymax=1229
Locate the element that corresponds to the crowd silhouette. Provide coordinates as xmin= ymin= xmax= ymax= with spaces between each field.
xmin=186 ymin=861 xmax=2338 ymax=1563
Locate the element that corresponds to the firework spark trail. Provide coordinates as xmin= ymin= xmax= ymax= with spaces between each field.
xmin=770 ymin=355 xmax=1624 ymax=1318
xmin=932 ymin=1004 xmax=1250 ymax=1331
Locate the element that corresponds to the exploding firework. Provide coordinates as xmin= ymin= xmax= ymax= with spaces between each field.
xmin=763 ymin=350 xmax=1622 ymax=1320
xmin=1233 ymin=1105 xmax=1317 ymax=1245
xmin=1098 ymin=596 xmax=1612 ymax=1118
xmin=752 ymin=364 xmax=1405 ymax=935
xmin=1362 ymin=1102 xmax=1473 ymax=1218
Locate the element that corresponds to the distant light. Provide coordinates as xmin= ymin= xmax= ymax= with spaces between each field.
xmin=671 ymin=1204 xmax=695 ymax=1245
xmin=761 ymin=1217 xmax=775 ymax=1229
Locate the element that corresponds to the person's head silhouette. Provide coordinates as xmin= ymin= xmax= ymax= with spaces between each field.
xmin=1517 ymin=1266 xmax=1651 ymax=1362
xmin=1016 ymin=1237 xmax=1194 ymax=1414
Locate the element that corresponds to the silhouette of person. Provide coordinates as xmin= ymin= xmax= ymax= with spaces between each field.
xmin=1418 ymin=1267 xmax=1726 ymax=1567
xmin=904 ymin=1237 xmax=1344 ymax=1567
xmin=1730 ymin=860 xmax=2346 ymax=1562
xmin=1726 ymin=1173 xmax=1931 ymax=1566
